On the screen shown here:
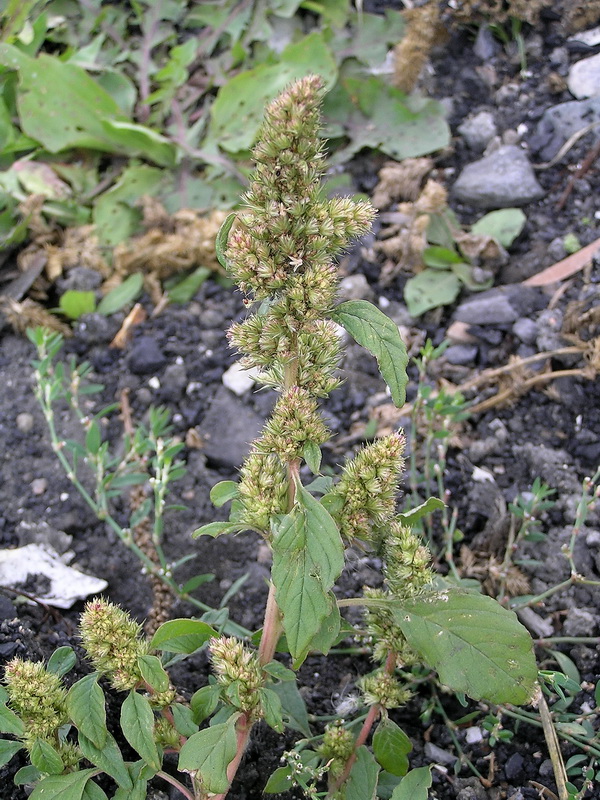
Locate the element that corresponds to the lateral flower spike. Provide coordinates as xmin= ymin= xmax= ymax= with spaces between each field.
xmin=4 ymin=657 xmax=68 ymax=745
xmin=80 ymin=598 xmax=148 ymax=691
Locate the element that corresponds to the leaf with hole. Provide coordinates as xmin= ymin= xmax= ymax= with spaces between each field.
xmin=404 ymin=269 xmax=461 ymax=317
xmin=389 ymin=589 xmax=538 ymax=704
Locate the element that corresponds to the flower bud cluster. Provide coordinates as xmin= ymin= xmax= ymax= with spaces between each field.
xmin=209 ymin=636 xmax=264 ymax=718
xmin=255 ymin=387 xmax=329 ymax=462
xmin=318 ymin=722 xmax=355 ymax=778
xmin=226 ymin=75 xmax=374 ymax=404
xmin=238 ymin=452 xmax=288 ymax=531
xmin=79 ymin=598 xmax=148 ymax=691
xmin=382 ymin=522 xmax=434 ymax=599
xmin=154 ymin=716 xmax=180 ymax=750
xmin=4 ymin=658 xmax=68 ymax=746
xmin=360 ymin=669 xmax=412 ymax=710
xmin=331 ymin=433 xmax=406 ymax=541
xmin=362 ymin=587 xmax=419 ymax=667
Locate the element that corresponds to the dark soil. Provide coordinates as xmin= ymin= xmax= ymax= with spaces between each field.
xmin=1 ymin=9 xmax=600 ymax=800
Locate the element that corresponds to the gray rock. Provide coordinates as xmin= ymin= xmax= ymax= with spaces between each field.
xmin=473 ymin=25 xmax=499 ymax=61
xmin=549 ymin=46 xmax=569 ymax=73
xmin=75 ymin=313 xmax=114 ymax=345
xmin=338 ymin=274 xmax=373 ymax=301
xmin=512 ymin=317 xmax=538 ymax=344
xmin=458 ymin=111 xmax=497 ymax=152
xmin=198 ymin=386 xmax=264 ymax=468
xmin=505 ymin=753 xmax=525 ymax=782
xmin=454 ymin=288 xmax=519 ymax=325
xmin=563 ymin=607 xmax=597 ymax=637
xmin=16 ymin=520 xmax=72 ymax=555
xmin=57 ymin=267 xmax=102 ymax=293
xmin=424 ymin=742 xmax=457 ymax=766
xmin=568 ymin=52 xmax=600 ymax=99
xmin=532 ymin=97 xmax=600 ymax=161
xmin=456 ymin=779 xmax=488 ymax=800
xmin=444 ymin=344 xmax=478 ymax=365
xmin=129 ymin=336 xmax=166 ymax=375
xmin=161 ymin=363 xmax=188 ymax=400
xmin=536 ymin=308 xmax=565 ymax=353
xmin=452 ymin=146 xmax=544 ymax=209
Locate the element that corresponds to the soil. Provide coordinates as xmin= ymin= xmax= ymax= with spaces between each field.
xmin=1 ymin=7 xmax=600 ymax=800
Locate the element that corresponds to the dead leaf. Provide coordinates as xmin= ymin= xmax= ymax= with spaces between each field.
xmin=109 ymin=302 xmax=147 ymax=349
xmin=523 ymin=236 xmax=600 ymax=286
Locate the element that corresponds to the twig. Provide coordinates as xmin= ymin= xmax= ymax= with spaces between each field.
xmin=538 ymin=693 xmax=569 ymax=800
xmin=556 ymin=137 xmax=600 ymax=212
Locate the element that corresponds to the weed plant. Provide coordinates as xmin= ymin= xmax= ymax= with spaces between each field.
xmin=1 ymin=77 xmax=539 ymax=800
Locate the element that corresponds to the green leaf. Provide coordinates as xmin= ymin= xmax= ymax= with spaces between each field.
xmin=192 ymin=521 xmax=247 ymax=539
xmin=207 ymin=32 xmax=337 ymax=153
xmin=264 ymin=765 xmax=293 ymax=793
xmin=323 ymin=76 xmax=449 ymax=164
xmin=190 ymin=684 xmax=221 ymax=725
xmin=137 ymin=655 xmax=170 ymax=693
xmin=330 ymin=300 xmax=408 ymax=407
xmin=30 ymin=739 xmax=64 ymax=775
xmin=270 ymin=678 xmax=311 ymax=737
xmin=93 ymin=164 xmax=164 ymax=247
xmin=346 ymin=746 xmax=379 ymax=800
xmin=372 ymin=718 xmax=412 ymax=777
xmin=263 ymin=661 xmax=296 ymax=682
xmin=47 ymin=646 xmax=77 ymax=677
xmin=149 ymin=618 xmax=217 ymax=654
xmin=85 ymin=420 xmax=101 ymax=455
xmin=0 ymin=739 xmax=22 ymax=768
xmin=178 ymin=716 xmax=238 ymax=794
xmin=390 ymin=766 xmax=432 ymax=800
xmin=272 ymin=485 xmax=344 ymax=663
xmin=390 ymin=589 xmax=538 ymax=704
xmin=66 ymin=673 xmax=106 ymax=749
xmin=180 ymin=573 xmax=214 ymax=594
xmin=404 ymin=269 xmax=461 ymax=317
xmin=210 ymin=481 xmax=239 ymax=507
xmin=97 ymin=274 xmax=143 ymax=316
xmin=59 ymin=291 xmax=96 ymax=320
xmin=81 ymin=780 xmax=108 ymax=800
xmin=215 ymin=213 xmax=236 ymax=269
xmin=167 ymin=266 xmax=211 ymax=305
xmin=398 ymin=497 xmax=445 ymax=527
xmin=78 ymin=731 xmax=132 ymax=790
xmin=422 ymin=245 xmax=463 ymax=268
xmin=120 ymin=691 xmax=161 ymax=772
xmin=547 ymin=650 xmax=581 ymax=686
xmin=29 ymin=769 xmax=99 ymax=800
xmin=471 ymin=208 xmax=526 ymax=248
xmin=303 ymin=440 xmax=322 ymax=474
xmin=14 ymin=764 xmax=41 ymax=785
xmin=0 ymin=703 xmax=25 ymax=736
xmin=259 ymin=687 xmax=284 ymax=732
xmin=170 ymin=703 xmax=199 ymax=737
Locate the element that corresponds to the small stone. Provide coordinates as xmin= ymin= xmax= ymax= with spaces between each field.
xmin=16 ymin=412 xmax=34 ymax=433
xmin=161 ymin=363 xmax=188 ymax=400
xmin=473 ymin=25 xmax=499 ymax=61
xmin=505 ymin=753 xmax=525 ymax=782
xmin=17 ymin=520 xmax=73 ymax=555
xmin=444 ymin=344 xmax=478 ymax=366
xmin=452 ymin=145 xmax=544 ymax=209
xmin=532 ymin=97 xmax=600 ymax=161
xmin=31 ymin=478 xmax=47 ymax=496
xmin=424 ymin=742 xmax=457 ymax=766
xmin=57 ymin=266 xmax=103 ymax=293
xmin=75 ymin=313 xmax=114 ymax=345
xmin=569 ymin=26 xmax=600 ymax=47
xmin=512 ymin=317 xmax=538 ymax=344
xmin=563 ymin=607 xmax=597 ymax=637
xmin=464 ymin=726 xmax=483 ymax=744
xmin=338 ymin=274 xmax=373 ymax=301
xmin=586 ymin=531 xmax=600 ymax=547
xmin=458 ymin=111 xmax=497 ymax=152
xmin=536 ymin=308 xmax=565 ymax=353
xmin=222 ymin=361 xmax=258 ymax=396
xmin=198 ymin=386 xmax=264 ymax=468
xmin=539 ymin=759 xmax=555 ymax=779
xmin=129 ymin=336 xmax=166 ymax=375
xmin=454 ymin=288 xmax=519 ymax=325
xmin=568 ymin=52 xmax=600 ymax=99
xmin=198 ymin=308 xmax=223 ymax=328
xmin=0 ymin=596 xmax=17 ymax=620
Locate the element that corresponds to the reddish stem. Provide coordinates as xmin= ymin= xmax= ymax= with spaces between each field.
xmin=211 ymin=713 xmax=251 ymax=800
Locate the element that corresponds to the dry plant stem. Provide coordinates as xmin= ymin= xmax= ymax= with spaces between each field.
xmin=537 ymin=693 xmax=569 ymax=800
xmin=328 ymin=651 xmax=397 ymax=796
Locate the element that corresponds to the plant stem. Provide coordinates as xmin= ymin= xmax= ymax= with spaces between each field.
xmin=211 ymin=713 xmax=252 ymax=800
xmin=156 ymin=771 xmax=195 ymax=800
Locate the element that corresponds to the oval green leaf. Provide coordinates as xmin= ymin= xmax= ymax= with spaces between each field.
xmin=330 ymin=300 xmax=408 ymax=407
xmin=149 ymin=618 xmax=217 ymax=654
xmin=97 ymin=273 xmax=143 ymax=316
